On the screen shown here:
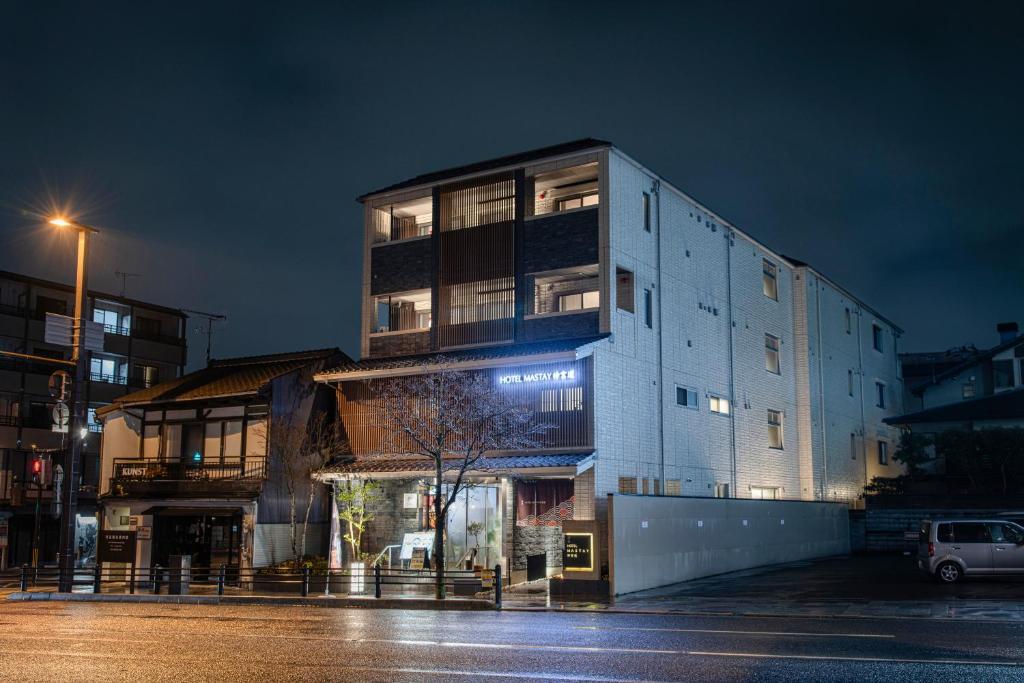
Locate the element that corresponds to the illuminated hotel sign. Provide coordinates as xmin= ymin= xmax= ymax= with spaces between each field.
xmin=498 ymin=369 xmax=576 ymax=384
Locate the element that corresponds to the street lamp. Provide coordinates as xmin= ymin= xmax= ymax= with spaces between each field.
xmin=49 ymin=216 xmax=98 ymax=591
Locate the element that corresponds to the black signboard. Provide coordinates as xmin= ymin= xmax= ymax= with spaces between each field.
xmin=99 ymin=530 xmax=136 ymax=563
xmin=563 ymin=532 xmax=593 ymax=571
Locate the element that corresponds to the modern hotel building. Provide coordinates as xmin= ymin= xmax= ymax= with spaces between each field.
xmin=315 ymin=139 xmax=903 ymax=582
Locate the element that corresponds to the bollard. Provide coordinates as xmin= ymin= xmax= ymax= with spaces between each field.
xmin=93 ymin=563 xmax=102 ymax=594
xmin=19 ymin=564 xmax=29 ymax=592
xmin=494 ymin=564 xmax=502 ymax=609
xmin=301 ymin=566 xmax=310 ymax=597
xmin=374 ymin=564 xmax=382 ymax=599
xmin=153 ymin=565 xmax=162 ymax=595
xmin=129 ymin=566 xmax=136 ymax=595
xmin=218 ymin=564 xmax=226 ymax=596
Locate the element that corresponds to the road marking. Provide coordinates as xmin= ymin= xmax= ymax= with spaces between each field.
xmin=687 ymin=650 xmax=1022 ymax=666
xmin=575 ymin=625 xmax=895 ymax=639
xmin=337 ymin=665 xmax=676 ymax=682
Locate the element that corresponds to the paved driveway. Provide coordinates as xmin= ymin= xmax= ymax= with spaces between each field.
xmin=624 ymin=554 xmax=1024 ymax=603
xmin=504 ymin=555 xmax=1024 ymax=621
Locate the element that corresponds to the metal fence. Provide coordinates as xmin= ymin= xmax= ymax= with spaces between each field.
xmin=13 ymin=563 xmax=503 ymax=607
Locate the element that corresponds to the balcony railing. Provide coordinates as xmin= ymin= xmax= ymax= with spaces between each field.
xmin=102 ymin=323 xmax=131 ymax=336
xmin=112 ymin=458 xmax=267 ymax=482
xmin=90 ymin=372 xmax=128 ymax=385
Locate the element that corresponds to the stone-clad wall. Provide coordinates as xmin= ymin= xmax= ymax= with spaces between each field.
xmin=522 ymin=311 xmax=599 ymax=342
xmin=522 ymin=208 xmax=599 ymax=273
xmin=512 ymin=525 xmax=564 ymax=570
xmin=370 ymin=237 xmax=432 ymax=295
xmin=353 ymin=479 xmax=422 ymax=563
xmin=369 ymin=331 xmax=431 ymax=358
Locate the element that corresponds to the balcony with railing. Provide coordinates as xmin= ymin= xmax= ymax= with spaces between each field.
xmin=108 ymin=457 xmax=268 ymax=499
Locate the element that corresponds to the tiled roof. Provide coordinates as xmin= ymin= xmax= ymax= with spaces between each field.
xmin=884 ymin=388 xmax=1024 ymax=425
xmin=322 ymin=452 xmax=592 ymax=475
xmin=909 ymin=334 xmax=1024 ymax=396
xmin=357 ymin=138 xmax=611 ymax=200
xmin=316 ymin=335 xmax=608 ymax=380
xmin=98 ymin=348 xmax=345 ymax=414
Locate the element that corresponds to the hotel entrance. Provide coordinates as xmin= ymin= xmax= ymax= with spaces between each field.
xmin=150 ymin=508 xmax=243 ymax=573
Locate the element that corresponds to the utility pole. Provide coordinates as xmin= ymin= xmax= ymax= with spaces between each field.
xmin=182 ymin=309 xmax=227 ymax=365
xmin=49 ymin=217 xmax=97 ymax=592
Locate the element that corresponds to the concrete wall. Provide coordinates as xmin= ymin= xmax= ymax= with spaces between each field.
xmin=609 ymin=494 xmax=850 ymax=595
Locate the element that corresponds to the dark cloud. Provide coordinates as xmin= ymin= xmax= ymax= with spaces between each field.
xmin=2 ymin=1 xmax=1021 ymax=367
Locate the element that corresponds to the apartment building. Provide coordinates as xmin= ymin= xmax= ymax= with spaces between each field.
xmin=314 ymin=139 xmax=903 ymax=582
xmin=0 ymin=270 xmax=186 ymax=569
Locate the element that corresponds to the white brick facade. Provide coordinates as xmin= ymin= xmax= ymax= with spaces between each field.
xmin=591 ymin=149 xmax=903 ymax=507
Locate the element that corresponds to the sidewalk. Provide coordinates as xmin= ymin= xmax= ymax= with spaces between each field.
xmin=6 ymin=590 xmax=495 ymax=610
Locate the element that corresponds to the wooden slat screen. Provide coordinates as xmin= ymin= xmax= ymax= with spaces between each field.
xmin=437 ymin=173 xmax=517 ymax=348
xmin=336 ymin=358 xmax=593 ymax=456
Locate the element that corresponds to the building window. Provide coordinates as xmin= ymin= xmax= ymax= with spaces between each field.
xmin=373 ymin=290 xmax=432 ymax=333
xmin=87 ymin=406 xmax=103 ymax=433
xmin=762 ymin=259 xmax=778 ymax=300
xmin=875 ymin=381 xmax=886 ymax=408
xmin=371 ymin=195 xmax=433 ymax=243
xmin=750 ymin=486 xmax=778 ymax=500
xmin=643 ymin=289 xmax=653 ymax=328
xmin=134 ymin=316 xmax=161 ymax=337
xmin=709 ymin=395 xmax=730 ymax=415
xmin=845 ymin=307 xmax=851 ymax=334
xmin=36 ymin=295 xmax=67 ymax=316
xmin=676 ymin=386 xmax=698 ymax=409
xmin=528 ymin=266 xmax=599 ymax=316
xmin=133 ymin=364 xmax=160 ymax=388
xmin=993 ymin=359 xmax=1015 ymax=390
xmin=530 ymin=163 xmax=599 ymax=216
xmin=848 ymin=369 xmax=854 ymax=396
xmin=850 ymin=433 xmax=857 ymax=460
xmin=714 ymin=482 xmax=731 ymax=498
xmin=665 ymin=480 xmax=682 ymax=496
xmin=962 ymin=383 xmax=976 ymax=399
xmin=878 ymin=440 xmax=889 ymax=465
xmin=618 ymin=476 xmax=637 ymax=494
xmin=765 ymin=334 xmax=781 ymax=374
xmin=616 ymin=268 xmax=634 ymax=312
xmin=90 ymin=356 xmax=127 ymax=385
xmin=93 ymin=307 xmax=129 ymax=335
xmin=642 ymin=192 xmax=651 ymax=232
xmin=767 ymin=409 xmax=784 ymax=449
xmin=872 ymin=324 xmax=884 ymax=352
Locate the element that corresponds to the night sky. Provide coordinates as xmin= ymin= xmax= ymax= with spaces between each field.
xmin=2 ymin=2 xmax=1021 ymax=369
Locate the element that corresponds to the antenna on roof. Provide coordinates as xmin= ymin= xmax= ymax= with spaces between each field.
xmin=114 ymin=271 xmax=142 ymax=297
xmin=182 ymin=309 xmax=228 ymax=366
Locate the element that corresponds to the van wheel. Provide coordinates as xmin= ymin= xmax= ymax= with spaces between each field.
xmin=936 ymin=561 xmax=962 ymax=584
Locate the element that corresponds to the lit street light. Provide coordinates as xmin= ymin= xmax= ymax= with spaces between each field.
xmin=49 ymin=215 xmax=98 ymax=592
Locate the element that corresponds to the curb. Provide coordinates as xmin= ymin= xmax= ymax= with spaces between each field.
xmin=501 ymin=604 xmax=1024 ymax=624
xmin=6 ymin=592 xmax=496 ymax=611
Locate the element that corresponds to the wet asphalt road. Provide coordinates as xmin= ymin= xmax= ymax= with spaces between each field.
xmin=1 ymin=602 xmax=1022 ymax=682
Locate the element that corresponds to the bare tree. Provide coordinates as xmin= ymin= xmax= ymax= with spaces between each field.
xmin=370 ymin=362 xmax=549 ymax=599
xmin=270 ymin=409 xmax=349 ymax=562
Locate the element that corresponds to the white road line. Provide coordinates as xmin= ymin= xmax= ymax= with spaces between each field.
xmin=687 ymin=650 xmax=1022 ymax=666
xmin=337 ymin=665 xmax=675 ymax=682
xmin=575 ymin=625 xmax=895 ymax=639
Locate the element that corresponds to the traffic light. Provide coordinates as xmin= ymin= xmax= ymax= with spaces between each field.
xmin=31 ymin=458 xmax=42 ymax=482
